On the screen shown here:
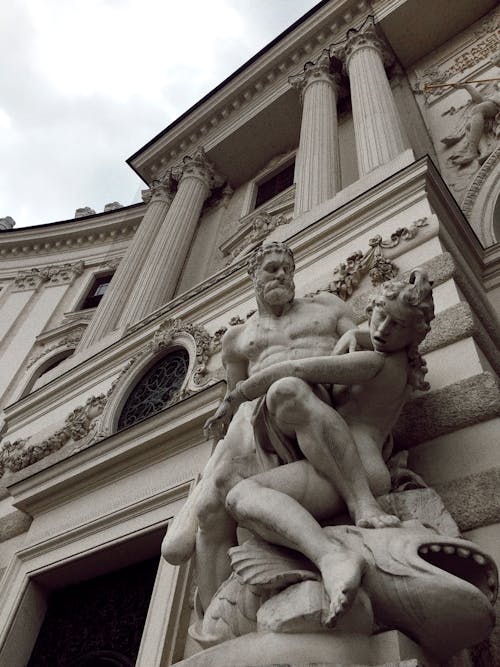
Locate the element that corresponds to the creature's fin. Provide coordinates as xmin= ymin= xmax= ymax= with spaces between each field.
xmin=229 ymin=537 xmax=319 ymax=590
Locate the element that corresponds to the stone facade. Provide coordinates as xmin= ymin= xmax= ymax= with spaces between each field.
xmin=0 ymin=2 xmax=499 ymax=666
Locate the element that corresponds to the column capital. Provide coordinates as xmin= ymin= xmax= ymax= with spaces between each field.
xmin=142 ymin=173 xmax=176 ymax=205
xmin=176 ymin=147 xmax=224 ymax=194
xmin=288 ymin=49 xmax=343 ymax=102
xmin=336 ymin=16 xmax=394 ymax=70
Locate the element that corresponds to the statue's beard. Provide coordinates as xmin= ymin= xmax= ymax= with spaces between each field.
xmin=256 ymin=279 xmax=295 ymax=306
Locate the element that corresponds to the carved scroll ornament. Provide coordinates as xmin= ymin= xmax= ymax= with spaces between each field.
xmin=327 ymin=218 xmax=429 ymax=300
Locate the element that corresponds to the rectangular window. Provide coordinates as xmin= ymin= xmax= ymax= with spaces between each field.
xmin=79 ymin=272 xmax=114 ymax=310
xmin=255 ymin=162 xmax=295 ymax=209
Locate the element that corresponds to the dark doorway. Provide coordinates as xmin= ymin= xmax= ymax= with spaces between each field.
xmin=28 ymin=557 xmax=159 ymax=667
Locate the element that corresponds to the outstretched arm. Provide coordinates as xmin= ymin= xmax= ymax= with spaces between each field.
xmin=233 ymin=351 xmax=384 ymax=404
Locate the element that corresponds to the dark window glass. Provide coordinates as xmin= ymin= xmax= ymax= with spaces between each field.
xmin=117 ymin=348 xmax=190 ymax=430
xmin=28 ymin=558 xmax=158 ymax=667
xmin=80 ymin=273 xmax=114 ymax=310
xmin=255 ymin=162 xmax=295 ymax=209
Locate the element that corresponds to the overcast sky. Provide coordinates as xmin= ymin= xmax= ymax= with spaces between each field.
xmin=1 ymin=0 xmax=319 ymax=229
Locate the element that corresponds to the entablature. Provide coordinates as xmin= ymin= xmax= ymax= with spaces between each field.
xmin=0 ymin=204 xmax=144 ymax=264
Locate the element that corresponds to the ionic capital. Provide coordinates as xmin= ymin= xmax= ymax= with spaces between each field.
xmin=177 ymin=147 xmax=224 ymax=193
xmin=338 ymin=16 xmax=394 ymax=70
xmin=288 ymin=49 xmax=342 ymax=102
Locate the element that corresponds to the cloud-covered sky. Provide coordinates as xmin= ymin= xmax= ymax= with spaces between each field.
xmin=1 ymin=0 xmax=319 ymax=228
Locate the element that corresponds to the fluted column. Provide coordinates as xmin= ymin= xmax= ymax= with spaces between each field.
xmin=289 ymin=49 xmax=342 ymax=216
xmin=79 ymin=180 xmax=174 ymax=349
xmin=340 ymin=17 xmax=409 ymax=177
xmin=122 ymin=148 xmax=222 ymax=327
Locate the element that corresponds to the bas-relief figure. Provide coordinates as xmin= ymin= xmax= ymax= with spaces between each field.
xmin=162 ymin=242 xmax=498 ymax=662
xmin=441 ymin=82 xmax=500 ymax=168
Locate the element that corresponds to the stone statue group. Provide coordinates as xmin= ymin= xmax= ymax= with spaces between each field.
xmin=162 ymin=242 xmax=497 ymax=661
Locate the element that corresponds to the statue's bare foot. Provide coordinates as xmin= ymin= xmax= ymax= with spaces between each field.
xmin=354 ymin=501 xmax=400 ymax=529
xmin=319 ymin=550 xmax=364 ymax=627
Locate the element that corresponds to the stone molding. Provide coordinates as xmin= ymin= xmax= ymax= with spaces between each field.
xmin=13 ymin=260 xmax=84 ymax=291
xmin=98 ymin=256 xmax=123 ymax=272
xmin=0 ymin=211 xmax=141 ymax=260
xmin=26 ymin=326 xmax=86 ymax=369
xmin=288 ymin=49 xmax=343 ymax=102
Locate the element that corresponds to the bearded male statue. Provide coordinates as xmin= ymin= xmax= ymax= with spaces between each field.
xmin=162 ymin=242 xmax=399 ymax=621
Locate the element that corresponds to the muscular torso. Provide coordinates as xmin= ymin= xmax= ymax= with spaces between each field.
xmin=232 ymin=294 xmax=350 ymax=375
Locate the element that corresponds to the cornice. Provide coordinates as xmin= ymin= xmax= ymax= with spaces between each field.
xmin=128 ymin=0 xmax=371 ymax=183
xmin=0 ymin=205 xmax=144 ymax=261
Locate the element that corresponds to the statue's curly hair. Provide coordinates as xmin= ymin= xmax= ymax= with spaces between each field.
xmin=247 ymin=242 xmax=295 ymax=279
xmin=366 ymin=268 xmax=435 ymax=391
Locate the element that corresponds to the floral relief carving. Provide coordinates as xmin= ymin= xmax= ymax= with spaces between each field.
xmin=326 ymin=219 xmax=429 ymax=300
xmin=0 ymin=395 xmax=108 ymax=478
xmin=14 ymin=260 xmax=85 ymax=291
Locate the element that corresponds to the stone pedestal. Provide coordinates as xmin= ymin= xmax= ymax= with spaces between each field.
xmin=173 ymin=630 xmax=434 ymax=667
xmin=289 ymin=50 xmax=342 ymax=216
xmin=121 ymin=148 xmax=222 ymax=328
xmin=340 ymin=17 xmax=409 ymax=177
xmin=79 ymin=181 xmax=174 ymax=348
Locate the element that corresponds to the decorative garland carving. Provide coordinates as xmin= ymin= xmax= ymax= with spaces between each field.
xmin=327 ymin=219 xmax=429 ymax=300
xmin=0 ymin=395 xmax=107 ymax=478
xmin=227 ymin=212 xmax=291 ymax=264
xmin=14 ymin=261 xmax=85 ymax=290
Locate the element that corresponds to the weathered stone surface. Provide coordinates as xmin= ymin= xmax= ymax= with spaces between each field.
xmin=436 ymin=467 xmax=500 ymax=532
xmin=393 ymin=372 xmax=500 ymax=449
xmin=0 ymin=507 xmax=31 ymax=543
xmin=172 ymin=631 xmax=431 ymax=667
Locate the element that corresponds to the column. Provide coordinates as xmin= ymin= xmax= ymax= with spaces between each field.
xmin=289 ymin=49 xmax=342 ymax=216
xmin=340 ymin=16 xmax=409 ymax=177
xmin=121 ymin=148 xmax=222 ymax=327
xmin=79 ymin=179 xmax=174 ymax=349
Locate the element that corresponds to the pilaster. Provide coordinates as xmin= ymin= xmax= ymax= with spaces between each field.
xmin=336 ymin=16 xmax=409 ymax=177
xmin=289 ymin=49 xmax=342 ymax=216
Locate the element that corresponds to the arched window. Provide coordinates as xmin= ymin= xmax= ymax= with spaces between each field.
xmin=22 ymin=350 xmax=74 ymax=397
xmin=117 ymin=348 xmax=190 ymax=430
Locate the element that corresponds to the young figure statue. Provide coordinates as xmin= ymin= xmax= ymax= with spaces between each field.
xmin=218 ymin=268 xmax=435 ymax=624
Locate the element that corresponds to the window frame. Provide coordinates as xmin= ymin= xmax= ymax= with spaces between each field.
xmin=240 ymin=152 xmax=296 ymax=218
